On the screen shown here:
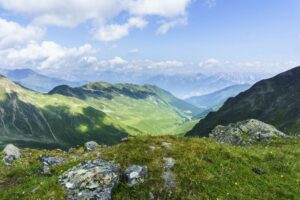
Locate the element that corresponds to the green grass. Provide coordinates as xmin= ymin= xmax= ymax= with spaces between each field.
xmin=0 ymin=136 xmax=299 ymax=199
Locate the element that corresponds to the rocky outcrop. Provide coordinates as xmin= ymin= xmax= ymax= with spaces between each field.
xmin=59 ymin=159 xmax=120 ymax=200
xmin=2 ymin=144 xmax=20 ymax=165
xmin=124 ymin=165 xmax=148 ymax=187
xmin=209 ymin=119 xmax=287 ymax=145
xmin=40 ymin=156 xmax=68 ymax=175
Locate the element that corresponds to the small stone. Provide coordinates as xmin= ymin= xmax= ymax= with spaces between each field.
xmin=40 ymin=156 xmax=68 ymax=175
xmin=68 ymin=148 xmax=76 ymax=153
xmin=84 ymin=141 xmax=99 ymax=151
xmin=121 ymin=137 xmax=129 ymax=142
xmin=252 ymin=167 xmax=265 ymax=175
xmin=3 ymin=155 xmax=15 ymax=165
xmin=163 ymin=157 xmax=176 ymax=169
xmin=2 ymin=144 xmax=20 ymax=165
xmin=161 ymin=142 xmax=172 ymax=149
xmin=125 ymin=165 xmax=148 ymax=187
xmin=148 ymin=146 xmax=156 ymax=151
xmin=162 ymin=171 xmax=175 ymax=189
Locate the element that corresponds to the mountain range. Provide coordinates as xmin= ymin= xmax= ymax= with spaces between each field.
xmin=0 ymin=75 xmax=202 ymax=148
xmin=0 ymin=68 xmax=84 ymax=93
xmin=0 ymin=68 xmax=260 ymax=100
xmin=186 ymin=84 xmax=251 ymax=110
xmin=187 ymin=66 xmax=300 ymax=137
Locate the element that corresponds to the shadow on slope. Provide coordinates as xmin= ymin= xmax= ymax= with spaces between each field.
xmin=0 ymin=92 xmax=127 ymax=149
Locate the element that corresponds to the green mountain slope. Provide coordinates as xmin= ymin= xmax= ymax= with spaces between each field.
xmin=50 ymin=82 xmax=203 ymax=135
xmin=0 ymin=76 xmax=127 ymax=148
xmin=187 ymin=66 xmax=300 ymax=137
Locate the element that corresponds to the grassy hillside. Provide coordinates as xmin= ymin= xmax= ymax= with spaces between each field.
xmin=0 ymin=136 xmax=299 ymax=199
xmin=0 ymin=76 xmax=127 ymax=148
xmin=187 ymin=66 xmax=300 ymax=137
xmin=50 ymin=82 xmax=202 ymax=135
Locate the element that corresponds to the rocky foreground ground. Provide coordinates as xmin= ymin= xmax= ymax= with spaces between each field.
xmin=0 ymin=138 xmax=299 ymax=199
xmin=0 ymin=120 xmax=299 ymax=199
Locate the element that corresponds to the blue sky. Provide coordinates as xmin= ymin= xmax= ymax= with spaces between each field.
xmin=0 ymin=0 xmax=299 ymax=80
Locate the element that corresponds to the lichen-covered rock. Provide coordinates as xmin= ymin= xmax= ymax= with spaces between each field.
xmin=162 ymin=171 xmax=175 ymax=189
xmin=2 ymin=144 xmax=20 ymax=165
xmin=84 ymin=141 xmax=99 ymax=151
xmin=40 ymin=156 xmax=68 ymax=175
xmin=163 ymin=157 xmax=176 ymax=170
xmin=59 ymin=159 xmax=120 ymax=200
xmin=124 ymin=165 xmax=148 ymax=187
xmin=209 ymin=119 xmax=287 ymax=145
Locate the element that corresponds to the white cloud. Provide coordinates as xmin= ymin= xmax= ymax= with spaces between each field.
xmin=199 ymin=58 xmax=220 ymax=68
xmin=157 ymin=17 xmax=187 ymax=34
xmin=0 ymin=18 xmax=44 ymax=49
xmin=108 ymin=57 xmax=128 ymax=65
xmin=0 ymin=41 xmax=94 ymax=70
xmin=94 ymin=17 xmax=148 ymax=41
xmin=0 ymin=0 xmax=124 ymax=27
xmin=128 ymin=0 xmax=191 ymax=17
xmin=0 ymin=0 xmax=192 ymax=40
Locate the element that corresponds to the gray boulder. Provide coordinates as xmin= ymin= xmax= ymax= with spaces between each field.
xmin=124 ymin=165 xmax=148 ymax=187
xmin=84 ymin=141 xmax=99 ymax=151
xmin=2 ymin=144 xmax=20 ymax=165
xmin=209 ymin=119 xmax=287 ymax=145
xmin=59 ymin=159 xmax=120 ymax=200
xmin=40 ymin=156 xmax=68 ymax=175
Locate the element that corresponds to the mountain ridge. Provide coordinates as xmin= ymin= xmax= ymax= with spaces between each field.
xmin=187 ymin=66 xmax=300 ymax=137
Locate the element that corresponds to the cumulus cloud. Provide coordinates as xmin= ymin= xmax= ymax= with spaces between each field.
xmin=0 ymin=0 xmax=192 ymax=40
xmin=94 ymin=17 xmax=148 ymax=41
xmin=0 ymin=41 xmax=95 ymax=71
xmin=0 ymin=18 xmax=44 ymax=49
xmin=108 ymin=57 xmax=128 ymax=66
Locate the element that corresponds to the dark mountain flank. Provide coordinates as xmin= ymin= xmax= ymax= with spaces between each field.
xmin=187 ymin=66 xmax=300 ymax=137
